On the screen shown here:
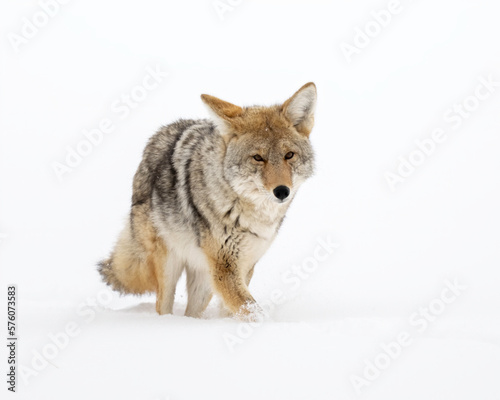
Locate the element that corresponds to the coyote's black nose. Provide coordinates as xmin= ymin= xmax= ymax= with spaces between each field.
xmin=273 ymin=185 xmax=290 ymax=201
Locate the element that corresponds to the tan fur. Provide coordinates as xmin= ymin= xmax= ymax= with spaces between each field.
xmin=262 ymin=160 xmax=293 ymax=191
xmin=100 ymin=203 xmax=169 ymax=314
xmin=200 ymin=94 xmax=243 ymax=118
xmin=221 ymin=106 xmax=294 ymax=137
xmin=201 ymin=237 xmax=257 ymax=316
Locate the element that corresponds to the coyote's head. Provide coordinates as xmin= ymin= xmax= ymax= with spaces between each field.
xmin=201 ymin=83 xmax=316 ymax=207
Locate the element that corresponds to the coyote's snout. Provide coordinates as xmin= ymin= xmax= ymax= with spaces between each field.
xmin=98 ymin=82 xmax=317 ymax=318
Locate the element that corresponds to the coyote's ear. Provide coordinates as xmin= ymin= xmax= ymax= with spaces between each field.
xmin=201 ymin=94 xmax=243 ymax=137
xmin=282 ymin=82 xmax=317 ymax=137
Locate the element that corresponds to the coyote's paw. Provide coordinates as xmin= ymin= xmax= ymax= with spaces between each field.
xmin=235 ymin=301 xmax=268 ymax=323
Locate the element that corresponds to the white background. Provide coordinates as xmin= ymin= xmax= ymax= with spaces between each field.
xmin=1 ymin=0 xmax=499 ymax=399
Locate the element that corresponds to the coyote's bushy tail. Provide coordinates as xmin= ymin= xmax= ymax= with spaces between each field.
xmin=98 ymin=205 xmax=167 ymax=295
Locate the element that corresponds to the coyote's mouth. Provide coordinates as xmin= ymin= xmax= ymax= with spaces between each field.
xmin=273 ymin=197 xmax=290 ymax=205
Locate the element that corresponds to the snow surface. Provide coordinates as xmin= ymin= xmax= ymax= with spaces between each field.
xmin=1 ymin=0 xmax=500 ymax=399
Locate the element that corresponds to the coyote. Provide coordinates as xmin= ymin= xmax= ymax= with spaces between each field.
xmin=98 ymin=83 xmax=317 ymax=318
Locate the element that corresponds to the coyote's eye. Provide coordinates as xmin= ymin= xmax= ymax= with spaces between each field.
xmin=253 ymin=154 xmax=264 ymax=162
xmin=285 ymin=152 xmax=294 ymax=160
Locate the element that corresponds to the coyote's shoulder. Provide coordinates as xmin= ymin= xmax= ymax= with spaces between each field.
xmin=99 ymin=83 xmax=317 ymax=318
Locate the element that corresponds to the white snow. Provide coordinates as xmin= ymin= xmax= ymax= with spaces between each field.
xmin=1 ymin=0 xmax=500 ymax=399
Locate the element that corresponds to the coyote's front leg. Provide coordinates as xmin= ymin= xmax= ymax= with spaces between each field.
xmin=203 ymin=240 xmax=259 ymax=318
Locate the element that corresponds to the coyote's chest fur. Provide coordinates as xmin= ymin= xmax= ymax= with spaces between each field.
xmin=153 ymin=203 xmax=279 ymax=276
xmin=98 ymin=83 xmax=316 ymax=318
